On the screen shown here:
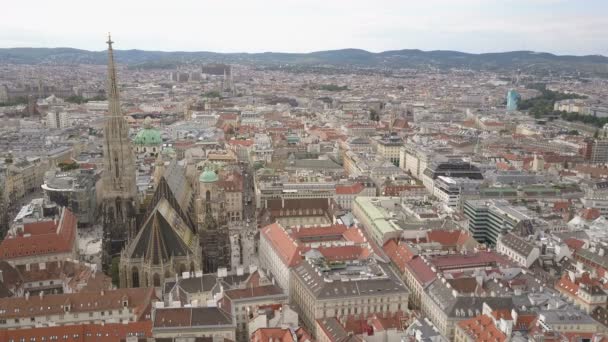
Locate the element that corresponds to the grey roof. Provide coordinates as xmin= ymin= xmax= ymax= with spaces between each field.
xmin=290 ymin=159 xmax=343 ymax=170
xmin=164 ymin=273 xmax=251 ymax=299
xmin=153 ymin=307 xmax=234 ymax=329
xmin=499 ymin=233 xmax=537 ymax=257
xmin=404 ymin=318 xmax=448 ymax=342
xmin=426 ymin=279 xmax=513 ymax=319
xmin=576 ymin=248 xmax=608 ymax=269
xmin=164 ymin=161 xmax=194 ymax=217
xmin=317 ymin=317 xmax=353 ymax=341
xmin=292 ymin=259 xmax=408 ymax=300
xmin=553 ymin=230 xmax=589 ymax=241
xmin=539 ymin=309 xmax=595 ymax=325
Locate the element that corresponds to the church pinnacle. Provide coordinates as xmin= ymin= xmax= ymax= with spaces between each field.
xmin=106 ymin=33 xmax=121 ymax=118
xmin=100 ymin=34 xmax=138 ymax=268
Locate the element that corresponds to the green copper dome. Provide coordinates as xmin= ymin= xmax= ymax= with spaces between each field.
xmin=134 ymin=117 xmax=162 ymax=146
xmin=134 ymin=128 xmax=162 ymax=145
xmin=199 ymin=169 xmax=219 ymax=183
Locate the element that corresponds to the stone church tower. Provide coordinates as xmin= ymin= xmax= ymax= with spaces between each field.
xmin=101 ymin=35 xmax=137 ymax=268
xmin=197 ymin=168 xmax=231 ymax=273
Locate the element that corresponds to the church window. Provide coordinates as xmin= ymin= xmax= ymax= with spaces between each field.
xmin=114 ymin=157 xmax=120 ymax=178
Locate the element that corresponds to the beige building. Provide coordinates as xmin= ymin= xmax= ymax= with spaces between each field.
xmin=0 ymin=207 xmax=78 ymax=269
xmin=218 ymin=170 xmax=244 ymax=222
xmin=0 ymin=287 xmax=155 ymax=330
xmin=219 ymin=285 xmax=288 ymax=342
xmin=290 ymin=257 xmax=409 ymax=337
xmin=374 ymin=135 xmax=403 ymax=166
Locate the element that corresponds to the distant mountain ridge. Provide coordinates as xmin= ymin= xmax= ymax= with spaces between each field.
xmin=1 ymin=47 xmax=607 ymax=74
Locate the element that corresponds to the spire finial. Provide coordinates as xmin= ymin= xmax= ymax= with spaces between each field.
xmin=106 ymin=33 xmax=114 ymax=48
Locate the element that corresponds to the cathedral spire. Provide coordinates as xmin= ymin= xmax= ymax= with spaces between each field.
xmin=106 ymin=33 xmax=121 ymax=117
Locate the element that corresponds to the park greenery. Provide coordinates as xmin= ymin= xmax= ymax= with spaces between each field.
xmin=518 ymin=83 xmax=587 ymax=118
xmin=202 ymin=90 xmax=221 ymax=98
xmin=310 ymin=84 xmax=348 ymax=91
xmin=58 ymin=161 xmax=80 ymax=171
xmin=516 ymin=83 xmax=608 ymax=127
xmin=65 ymin=95 xmax=106 ymax=104
xmin=0 ymin=96 xmax=28 ymax=107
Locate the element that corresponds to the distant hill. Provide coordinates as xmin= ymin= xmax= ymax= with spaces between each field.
xmin=1 ymin=47 xmax=607 ymax=75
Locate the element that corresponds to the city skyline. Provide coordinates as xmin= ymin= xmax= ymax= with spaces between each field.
xmin=1 ymin=0 xmax=607 ymax=56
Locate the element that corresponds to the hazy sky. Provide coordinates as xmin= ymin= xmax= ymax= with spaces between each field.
xmin=1 ymin=0 xmax=606 ymax=55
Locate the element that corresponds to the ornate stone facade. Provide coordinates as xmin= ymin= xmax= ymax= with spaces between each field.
xmin=100 ymin=36 xmax=137 ymax=267
xmin=197 ymin=168 xmax=231 ymax=273
xmin=119 ymin=162 xmax=201 ymax=288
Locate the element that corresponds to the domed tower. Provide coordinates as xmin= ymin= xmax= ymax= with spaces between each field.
xmin=197 ymin=167 xmax=230 ymax=272
xmin=197 ymin=168 xmax=225 ymax=224
xmin=133 ymin=117 xmax=162 ymax=157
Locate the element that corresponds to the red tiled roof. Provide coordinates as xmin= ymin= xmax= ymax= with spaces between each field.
xmin=553 ymin=201 xmax=570 ymax=212
xmin=23 ymin=220 xmax=56 ymax=235
xmin=405 ymin=257 xmax=437 ymax=285
xmin=426 ymin=230 xmax=470 ymax=247
xmin=457 ymin=314 xmax=507 ymax=342
xmin=228 ymin=139 xmax=254 ymax=147
xmin=0 ymin=208 xmax=77 ymax=260
xmin=564 ymin=238 xmax=585 ymax=252
xmin=0 ymin=321 xmax=152 ymax=342
xmin=251 ymin=328 xmax=295 ymax=342
xmin=317 ymin=245 xmax=370 ymax=261
xmin=384 ymin=239 xmax=415 ymax=273
xmin=514 ymin=313 xmax=537 ymax=331
xmin=261 ymin=223 xmax=302 ymax=267
xmin=0 ymin=287 xmax=156 ymax=320
xmin=335 ymin=183 xmax=365 ymax=195
xmin=262 ymin=223 xmax=373 ymax=268
xmin=580 ymin=208 xmax=601 ymax=221
xmin=219 ymin=113 xmax=237 ymax=120
xmin=342 ymin=227 xmax=366 ymax=244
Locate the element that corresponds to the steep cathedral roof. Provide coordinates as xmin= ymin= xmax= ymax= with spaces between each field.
xmin=128 ymin=198 xmax=196 ymax=264
xmin=124 ymin=163 xmax=197 ymax=265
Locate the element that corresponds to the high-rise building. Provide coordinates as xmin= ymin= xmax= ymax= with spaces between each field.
xmin=506 ymin=89 xmax=521 ymax=111
xmin=46 ymin=111 xmax=71 ymax=129
xmin=100 ymin=35 xmax=138 ymax=267
xmin=463 ymin=199 xmax=533 ymax=245
xmin=580 ymin=138 xmax=608 ymax=164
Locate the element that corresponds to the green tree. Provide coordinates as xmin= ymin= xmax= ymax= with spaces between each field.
xmin=65 ymin=95 xmax=87 ymax=104
xmin=202 ymin=91 xmax=221 ymax=98
xmin=369 ymin=109 xmax=380 ymax=122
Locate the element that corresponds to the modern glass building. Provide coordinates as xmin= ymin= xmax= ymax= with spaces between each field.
xmin=506 ymin=89 xmax=521 ymax=111
xmin=464 ymin=199 xmax=533 ymax=245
